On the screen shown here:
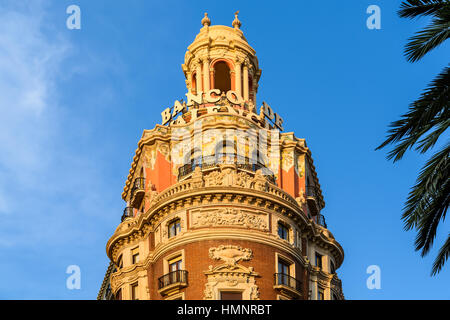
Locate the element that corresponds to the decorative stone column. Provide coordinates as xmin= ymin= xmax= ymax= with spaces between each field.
xmin=243 ymin=61 xmax=249 ymax=101
xmin=235 ymin=59 xmax=242 ymax=97
xmin=251 ymin=73 xmax=258 ymax=105
xmin=230 ymin=69 xmax=235 ymax=91
xmin=196 ymin=59 xmax=203 ymax=92
xmin=203 ymin=59 xmax=210 ymax=92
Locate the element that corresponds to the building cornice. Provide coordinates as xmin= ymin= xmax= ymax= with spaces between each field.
xmin=109 ymin=169 xmax=344 ymax=268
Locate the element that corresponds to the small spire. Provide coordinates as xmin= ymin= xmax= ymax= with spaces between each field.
xmin=232 ymin=11 xmax=241 ymax=29
xmin=201 ymin=12 xmax=211 ymax=27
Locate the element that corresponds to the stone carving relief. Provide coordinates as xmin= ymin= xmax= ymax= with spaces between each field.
xmin=203 ymin=245 xmax=260 ymax=300
xmin=318 ymin=279 xmax=329 ymax=288
xmin=191 ymin=166 xmax=204 ymax=188
xmin=115 ymin=219 xmax=138 ymax=234
xmin=144 ymin=185 xmax=158 ymax=209
xmin=157 ymin=142 xmax=170 ymax=161
xmin=281 ymin=150 xmax=294 ymax=172
xmin=209 ymin=245 xmax=253 ymax=266
xmin=295 ymin=189 xmax=306 ymax=207
xmin=191 ymin=208 xmax=268 ymax=231
xmin=202 ymin=166 xmax=268 ymax=191
xmin=295 ymin=155 xmax=305 ymax=177
xmin=143 ymin=146 xmax=156 ymax=170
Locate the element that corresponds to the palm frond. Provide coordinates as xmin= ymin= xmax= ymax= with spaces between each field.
xmin=379 ymin=1 xmax=450 ymax=275
xmin=376 ymin=66 xmax=450 ymax=161
xmin=431 ymin=234 xmax=450 ymax=275
xmin=404 ymin=12 xmax=450 ymax=62
xmin=402 ymin=144 xmax=449 ymax=230
xmin=399 ymin=0 xmax=449 ymax=19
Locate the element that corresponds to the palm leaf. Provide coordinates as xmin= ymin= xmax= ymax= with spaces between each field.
xmin=377 ymin=2 xmax=450 ymax=274
xmin=404 ymin=12 xmax=450 ymax=62
xmin=399 ymin=0 xmax=449 ymax=19
xmin=376 ymin=66 xmax=450 ymax=161
xmin=432 ymin=234 xmax=450 ymax=275
xmin=402 ymin=144 xmax=449 ymax=233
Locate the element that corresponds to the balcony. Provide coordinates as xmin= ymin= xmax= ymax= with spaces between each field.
xmin=178 ymin=154 xmax=276 ymax=183
xmin=158 ymin=270 xmax=188 ymax=295
xmin=121 ymin=207 xmax=133 ymax=222
xmin=316 ymin=214 xmax=327 ymax=228
xmin=130 ymin=177 xmax=145 ymax=208
xmin=273 ymin=273 xmax=302 ymax=298
xmin=306 ymin=186 xmax=321 ymax=216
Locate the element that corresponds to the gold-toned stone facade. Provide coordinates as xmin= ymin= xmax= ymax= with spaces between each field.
xmin=99 ymin=12 xmax=344 ymax=301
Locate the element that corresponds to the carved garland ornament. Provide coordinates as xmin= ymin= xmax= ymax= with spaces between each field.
xmin=209 ymin=245 xmax=253 ymax=266
xmin=204 ymin=245 xmax=260 ymax=300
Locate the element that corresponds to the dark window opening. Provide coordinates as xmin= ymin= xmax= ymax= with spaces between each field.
xmin=220 ymin=291 xmax=243 ymax=300
xmin=278 ymin=222 xmax=290 ymax=241
xmin=214 ymin=61 xmax=231 ymax=93
xmin=168 ymin=219 xmax=181 ymax=238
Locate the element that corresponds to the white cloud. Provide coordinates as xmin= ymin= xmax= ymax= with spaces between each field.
xmin=0 ymin=1 xmax=70 ymax=185
xmin=0 ymin=1 xmax=118 ymax=249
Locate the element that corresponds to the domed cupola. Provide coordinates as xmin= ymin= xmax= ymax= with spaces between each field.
xmin=182 ymin=12 xmax=262 ymax=109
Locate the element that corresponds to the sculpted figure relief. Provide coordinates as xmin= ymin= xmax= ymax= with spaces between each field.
xmin=191 ymin=208 xmax=268 ymax=230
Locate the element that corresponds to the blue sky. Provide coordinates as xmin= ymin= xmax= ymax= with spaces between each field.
xmin=0 ymin=0 xmax=448 ymax=299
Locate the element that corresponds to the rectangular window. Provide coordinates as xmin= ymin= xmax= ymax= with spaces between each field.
xmin=277 ymin=259 xmax=292 ymax=287
xmin=169 ymin=259 xmax=182 ymax=272
xmin=318 ymin=288 xmax=325 ymax=300
xmin=131 ymin=247 xmax=139 ymax=265
xmin=168 ymin=256 xmax=183 ymax=284
xmin=315 ymin=253 xmax=323 ymax=270
xmin=131 ymin=283 xmax=139 ymax=300
xmin=330 ymin=260 xmax=335 ymax=274
xmin=168 ymin=219 xmax=181 ymax=238
xmin=220 ymin=291 xmax=242 ymax=300
xmin=278 ymin=260 xmax=290 ymax=276
xmin=116 ymin=288 xmax=122 ymax=300
xmin=277 ymin=222 xmax=289 ymax=241
xmin=117 ymin=255 xmax=123 ymax=269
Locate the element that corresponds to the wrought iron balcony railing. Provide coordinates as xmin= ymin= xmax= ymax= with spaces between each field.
xmin=316 ymin=214 xmax=327 ymax=228
xmin=178 ymin=154 xmax=275 ymax=183
xmin=274 ymin=273 xmax=302 ymax=294
xmin=121 ymin=207 xmax=133 ymax=222
xmin=305 ymin=185 xmax=323 ymax=215
xmin=130 ymin=177 xmax=145 ymax=208
xmin=158 ymin=270 xmax=188 ymax=290
xmin=306 ymin=186 xmax=319 ymax=198
xmin=131 ymin=177 xmax=145 ymax=195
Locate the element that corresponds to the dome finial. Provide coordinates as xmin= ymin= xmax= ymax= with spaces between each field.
xmin=232 ymin=11 xmax=241 ymax=30
xmin=201 ymin=12 xmax=211 ymax=27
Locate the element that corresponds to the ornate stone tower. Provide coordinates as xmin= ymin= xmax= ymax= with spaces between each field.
xmin=100 ymin=12 xmax=344 ymax=301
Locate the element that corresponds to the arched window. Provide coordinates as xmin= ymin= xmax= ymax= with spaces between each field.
xmin=191 ymin=72 xmax=197 ymax=93
xmin=214 ymin=61 xmax=231 ymax=92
